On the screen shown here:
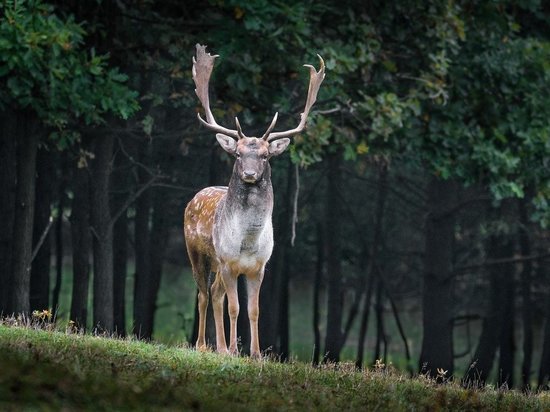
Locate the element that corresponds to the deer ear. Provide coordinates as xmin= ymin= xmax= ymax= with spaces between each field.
xmin=216 ymin=133 xmax=237 ymax=154
xmin=268 ymin=138 xmax=290 ymax=157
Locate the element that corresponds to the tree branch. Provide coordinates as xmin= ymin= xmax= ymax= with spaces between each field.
xmin=30 ymin=215 xmax=54 ymax=263
xmin=290 ymin=163 xmax=300 ymax=247
xmin=453 ymin=253 xmax=550 ymax=275
xmin=109 ymin=174 xmax=161 ymax=231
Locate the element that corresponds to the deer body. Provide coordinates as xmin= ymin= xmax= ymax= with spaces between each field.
xmin=186 ymin=160 xmax=275 ymax=277
xmin=185 ymin=44 xmax=324 ymax=358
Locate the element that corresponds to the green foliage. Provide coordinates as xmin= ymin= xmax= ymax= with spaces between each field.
xmin=415 ymin=4 xmax=550 ymax=225
xmin=0 ymin=0 xmax=139 ymax=145
xmin=87 ymin=0 xmax=548 ymax=224
xmin=1 ymin=324 xmax=548 ymax=411
xmin=169 ymin=0 xmax=549 ymax=225
xmin=290 ymin=115 xmax=332 ymax=166
xmin=280 ymin=1 xmax=466 ymax=166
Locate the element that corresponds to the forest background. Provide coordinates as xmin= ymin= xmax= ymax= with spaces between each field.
xmin=0 ymin=0 xmax=549 ymax=390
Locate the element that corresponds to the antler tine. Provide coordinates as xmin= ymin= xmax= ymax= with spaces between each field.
xmin=193 ymin=44 xmax=240 ymax=140
xmin=235 ymin=117 xmax=247 ymax=140
xmin=261 ymin=112 xmax=279 ymax=140
xmin=267 ymin=55 xmax=326 ymax=142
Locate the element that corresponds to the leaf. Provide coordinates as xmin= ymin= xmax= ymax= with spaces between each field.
xmin=382 ymin=60 xmax=397 ymax=73
xmin=141 ymin=115 xmax=154 ymax=136
xmin=89 ymin=64 xmax=103 ymax=75
xmin=356 ymin=141 xmax=369 ymax=155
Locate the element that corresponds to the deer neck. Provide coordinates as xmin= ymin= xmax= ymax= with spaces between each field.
xmin=227 ymin=167 xmax=272 ymax=213
xmin=222 ymin=163 xmax=274 ymax=231
xmin=212 ymin=163 xmax=275 ymax=265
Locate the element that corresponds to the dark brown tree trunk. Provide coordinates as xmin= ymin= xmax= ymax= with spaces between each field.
xmin=463 ymin=201 xmax=516 ymax=387
xmin=276 ymin=163 xmax=295 ymax=360
xmin=70 ymin=164 xmax=92 ymax=329
xmin=30 ymin=147 xmax=53 ymax=312
xmin=12 ymin=114 xmax=39 ymax=316
xmin=497 ymin=249 xmax=515 ymax=388
xmin=147 ymin=186 xmax=171 ymax=339
xmin=463 ymin=249 xmax=501 ymax=385
xmin=112 ymin=203 xmax=128 ymax=336
xmin=51 ymin=178 xmax=65 ymax=315
xmin=312 ymin=223 xmax=324 ymax=365
xmin=112 ymin=139 xmax=130 ymax=336
xmin=342 ymin=162 xmax=388 ymax=352
xmin=419 ymin=177 xmax=456 ymax=378
xmin=278 ymin=255 xmax=290 ymax=360
xmin=323 ymin=150 xmax=343 ymax=363
xmin=356 ymin=272 xmax=375 ymax=369
xmin=0 ymin=109 xmax=17 ymax=314
xmin=259 ymin=260 xmax=281 ymax=354
xmin=495 ymin=203 xmax=517 ymax=390
xmin=372 ymin=279 xmax=386 ymax=364
xmin=518 ymin=197 xmax=533 ymax=389
xmin=356 ymin=163 xmax=388 ymax=369
xmin=384 ymin=275 xmax=413 ymax=375
xmin=90 ymin=134 xmax=114 ymax=332
xmin=133 ymin=139 xmax=153 ymax=338
xmin=538 ymin=289 xmax=550 ymax=389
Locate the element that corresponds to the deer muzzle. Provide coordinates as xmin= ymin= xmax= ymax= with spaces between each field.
xmin=242 ymin=170 xmax=259 ymax=183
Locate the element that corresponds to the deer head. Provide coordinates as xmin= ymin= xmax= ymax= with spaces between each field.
xmin=192 ymin=43 xmax=325 ymax=184
xmin=214 ymin=134 xmax=289 ymax=183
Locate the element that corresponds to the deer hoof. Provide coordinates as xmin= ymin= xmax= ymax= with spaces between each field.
xmin=250 ymin=351 xmax=262 ymax=360
xmin=196 ymin=344 xmax=209 ymax=352
xmin=216 ymin=347 xmax=230 ymax=355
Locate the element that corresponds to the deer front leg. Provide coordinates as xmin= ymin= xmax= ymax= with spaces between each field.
xmin=247 ymin=274 xmax=263 ymax=359
xmin=221 ymin=266 xmax=240 ymax=355
xmin=211 ymin=272 xmax=228 ymax=354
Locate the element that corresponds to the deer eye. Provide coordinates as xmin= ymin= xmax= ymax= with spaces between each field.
xmin=236 ymin=153 xmax=241 ymax=159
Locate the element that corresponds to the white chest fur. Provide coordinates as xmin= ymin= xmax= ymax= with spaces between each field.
xmin=213 ymin=208 xmax=274 ymax=271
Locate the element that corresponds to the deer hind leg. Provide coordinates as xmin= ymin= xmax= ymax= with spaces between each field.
xmin=211 ymin=271 xmax=228 ymax=354
xmin=196 ymin=290 xmax=209 ymax=351
xmin=189 ymin=251 xmax=209 ymax=351
xmin=220 ymin=265 xmax=239 ymax=355
xmin=247 ymin=271 xmax=264 ymax=359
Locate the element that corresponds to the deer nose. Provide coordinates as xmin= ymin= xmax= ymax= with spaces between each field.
xmin=243 ymin=170 xmax=257 ymax=181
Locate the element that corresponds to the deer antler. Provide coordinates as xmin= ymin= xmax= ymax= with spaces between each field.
xmin=260 ymin=112 xmax=279 ymax=140
xmin=264 ymin=55 xmax=326 ymax=141
xmin=193 ymin=44 xmax=245 ymax=140
xmin=193 ymin=44 xmax=325 ymax=142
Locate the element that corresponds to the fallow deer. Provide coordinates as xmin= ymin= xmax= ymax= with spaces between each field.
xmin=184 ymin=44 xmax=325 ymax=358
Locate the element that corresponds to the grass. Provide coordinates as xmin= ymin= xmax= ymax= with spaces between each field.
xmin=50 ymin=262 xmax=422 ymax=365
xmin=1 ymin=323 xmax=548 ymax=411
xmin=40 ymin=261 xmax=545 ymax=386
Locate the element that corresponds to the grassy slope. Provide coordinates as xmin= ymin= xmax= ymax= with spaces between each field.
xmin=0 ymin=325 xmax=548 ymax=411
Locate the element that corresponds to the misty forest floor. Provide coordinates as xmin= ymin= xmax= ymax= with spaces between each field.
xmin=0 ymin=324 xmax=548 ymax=411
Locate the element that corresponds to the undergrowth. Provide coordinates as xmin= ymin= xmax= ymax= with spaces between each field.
xmin=0 ymin=319 xmax=548 ymax=411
